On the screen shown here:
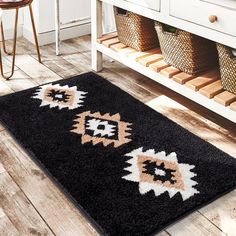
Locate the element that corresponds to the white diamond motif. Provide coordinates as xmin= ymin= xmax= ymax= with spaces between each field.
xmin=32 ymin=83 xmax=87 ymax=110
xmin=123 ymin=148 xmax=199 ymax=201
xmin=86 ymin=118 xmax=116 ymax=137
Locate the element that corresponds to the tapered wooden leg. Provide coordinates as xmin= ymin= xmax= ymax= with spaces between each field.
xmin=0 ymin=8 xmax=19 ymax=80
xmin=29 ymin=3 xmax=41 ymax=63
xmin=91 ymin=0 xmax=103 ymax=72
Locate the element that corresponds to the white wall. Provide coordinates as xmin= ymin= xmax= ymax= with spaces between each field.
xmin=23 ymin=0 xmax=91 ymax=45
xmin=103 ymin=3 xmax=116 ymax=33
xmin=1 ymin=0 xmax=91 ymax=45
xmin=1 ymin=1 xmax=115 ymax=45
xmin=0 ymin=9 xmax=24 ymax=40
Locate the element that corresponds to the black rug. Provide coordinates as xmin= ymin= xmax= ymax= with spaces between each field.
xmin=0 ymin=72 xmax=235 ymax=236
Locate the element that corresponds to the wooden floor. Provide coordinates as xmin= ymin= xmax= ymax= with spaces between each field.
xmin=0 ymin=35 xmax=235 ymax=236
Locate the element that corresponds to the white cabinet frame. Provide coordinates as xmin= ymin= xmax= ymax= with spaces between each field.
xmin=55 ymin=0 xmax=60 ymax=55
xmin=91 ymin=0 xmax=236 ymax=123
xmin=55 ymin=0 xmax=91 ymax=55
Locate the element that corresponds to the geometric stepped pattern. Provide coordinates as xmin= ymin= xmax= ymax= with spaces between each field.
xmin=71 ymin=111 xmax=132 ymax=148
xmin=32 ymin=83 xmax=87 ymax=110
xmin=123 ymin=148 xmax=199 ymax=200
xmin=0 ymin=72 xmax=235 ymax=236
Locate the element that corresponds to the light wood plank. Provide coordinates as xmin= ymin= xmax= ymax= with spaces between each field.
xmin=10 ymin=55 xmax=61 ymax=84
xmin=230 ymin=101 xmax=236 ymax=112
xmin=62 ymin=53 xmax=93 ymax=73
xmin=166 ymin=212 xmax=225 ymax=236
xmin=214 ymin=91 xmax=236 ymax=106
xmin=185 ymin=70 xmax=220 ymax=91
xmin=118 ymin=47 xmax=136 ymax=56
xmin=99 ymin=67 xmax=156 ymax=102
xmin=199 ymin=80 xmax=224 ymax=99
xmin=28 ymin=41 xmax=84 ymax=78
xmin=16 ymin=38 xmax=80 ymax=66
xmin=149 ymin=60 xmax=169 ymax=72
xmin=128 ymin=48 xmax=160 ymax=61
xmin=0 ymin=163 xmax=54 ymax=236
xmin=0 ymin=207 xmax=20 ymax=236
xmin=138 ymin=53 xmax=163 ymax=67
xmin=102 ymin=37 xmax=120 ymax=48
xmin=0 ymin=130 xmax=100 ymax=236
xmin=110 ymin=42 xmax=127 ymax=52
xmin=0 ymin=163 xmax=5 ymax=174
xmin=200 ymin=189 xmax=236 ymax=236
xmin=0 ymin=55 xmax=20 ymax=75
xmin=42 ymin=58 xmax=83 ymax=78
xmin=0 ymin=80 xmax=14 ymax=96
xmin=74 ymin=34 xmax=96 ymax=52
xmin=160 ymin=66 xmax=181 ymax=78
xmin=97 ymin=32 xmax=118 ymax=44
xmin=173 ymin=72 xmax=195 ymax=84
xmin=3 ymin=70 xmax=37 ymax=92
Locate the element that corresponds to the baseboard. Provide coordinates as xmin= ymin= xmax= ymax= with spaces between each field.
xmin=23 ymin=22 xmax=91 ymax=46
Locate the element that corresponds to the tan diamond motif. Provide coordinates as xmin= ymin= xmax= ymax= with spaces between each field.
xmin=32 ymin=83 xmax=87 ymax=110
xmin=71 ymin=111 xmax=132 ymax=148
xmin=123 ymin=148 xmax=199 ymax=201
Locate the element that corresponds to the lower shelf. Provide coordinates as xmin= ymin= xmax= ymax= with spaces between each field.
xmin=96 ymin=33 xmax=236 ymax=123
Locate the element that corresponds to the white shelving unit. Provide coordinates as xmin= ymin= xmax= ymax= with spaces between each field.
xmin=91 ymin=0 xmax=236 ymax=123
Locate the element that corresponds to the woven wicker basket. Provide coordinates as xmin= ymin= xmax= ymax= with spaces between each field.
xmin=216 ymin=44 xmax=236 ymax=94
xmin=155 ymin=23 xmax=218 ymax=75
xmin=114 ymin=7 xmax=158 ymax=51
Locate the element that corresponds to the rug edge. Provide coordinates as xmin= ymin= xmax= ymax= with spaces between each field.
xmin=0 ymin=118 xmax=236 ymax=236
xmin=0 ymin=117 xmax=108 ymax=236
xmin=0 ymin=72 xmax=236 ymax=235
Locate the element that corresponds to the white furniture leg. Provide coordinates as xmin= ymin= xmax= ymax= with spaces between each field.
xmin=55 ymin=0 xmax=60 ymax=56
xmin=91 ymin=0 xmax=103 ymax=72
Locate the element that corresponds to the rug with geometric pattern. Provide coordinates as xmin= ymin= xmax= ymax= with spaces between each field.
xmin=0 ymin=72 xmax=235 ymax=236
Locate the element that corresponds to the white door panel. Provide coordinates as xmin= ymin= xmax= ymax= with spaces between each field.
xmin=37 ymin=0 xmax=91 ymax=34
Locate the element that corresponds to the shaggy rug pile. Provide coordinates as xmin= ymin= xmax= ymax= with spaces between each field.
xmin=0 ymin=72 xmax=235 ymax=235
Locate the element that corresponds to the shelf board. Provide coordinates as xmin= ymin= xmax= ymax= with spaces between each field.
xmin=214 ymin=91 xmax=236 ymax=106
xmin=230 ymin=101 xmax=236 ymax=112
xmin=96 ymin=36 xmax=236 ymax=123
xmin=173 ymin=72 xmax=194 ymax=84
xmin=160 ymin=66 xmax=181 ymax=78
xmin=199 ymin=80 xmax=224 ymax=99
xmin=96 ymin=32 xmax=118 ymax=44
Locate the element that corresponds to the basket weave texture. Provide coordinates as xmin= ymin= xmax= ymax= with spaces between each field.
xmin=114 ymin=7 xmax=158 ymax=51
xmin=217 ymin=44 xmax=236 ymax=94
xmin=155 ymin=23 xmax=218 ymax=75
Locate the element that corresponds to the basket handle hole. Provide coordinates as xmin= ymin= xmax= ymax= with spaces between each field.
xmin=116 ymin=7 xmax=128 ymax=16
xmin=231 ymin=48 xmax=236 ymax=57
xmin=162 ymin=24 xmax=177 ymax=34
